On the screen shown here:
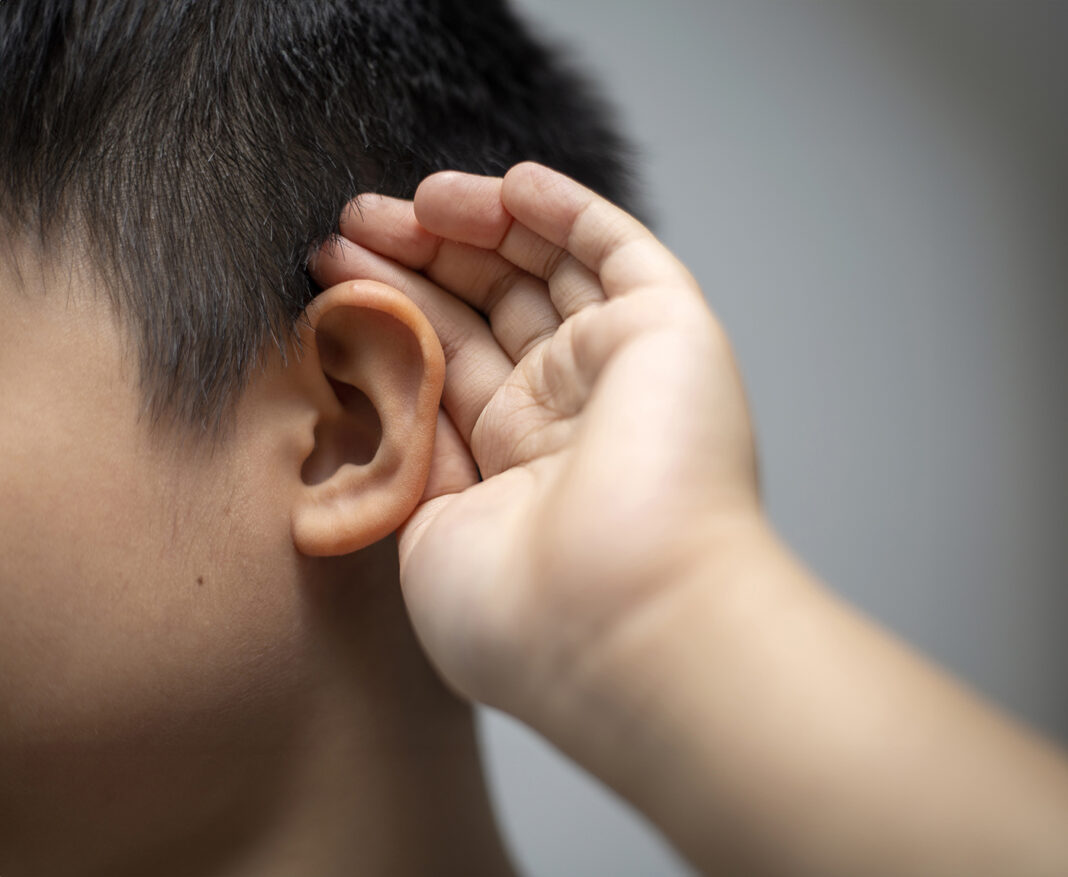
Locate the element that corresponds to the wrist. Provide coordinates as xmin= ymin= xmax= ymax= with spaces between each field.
xmin=517 ymin=508 xmax=799 ymax=821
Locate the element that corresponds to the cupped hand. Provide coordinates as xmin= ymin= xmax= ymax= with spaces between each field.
xmin=311 ymin=163 xmax=760 ymax=720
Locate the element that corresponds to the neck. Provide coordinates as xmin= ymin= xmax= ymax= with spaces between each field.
xmin=223 ymin=537 xmax=517 ymax=877
xmin=226 ymin=699 xmax=515 ymax=877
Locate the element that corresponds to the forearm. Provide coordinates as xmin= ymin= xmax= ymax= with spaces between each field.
xmin=531 ymin=515 xmax=1068 ymax=876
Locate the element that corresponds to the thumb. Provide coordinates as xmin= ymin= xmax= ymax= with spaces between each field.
xmin=419 ymin=405 xmax=480 ymax=504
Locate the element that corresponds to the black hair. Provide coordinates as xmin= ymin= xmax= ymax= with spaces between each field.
xmin=0 ymin=0 xmax=638 ymax=436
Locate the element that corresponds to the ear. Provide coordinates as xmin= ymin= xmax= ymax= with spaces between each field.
xmin=291 ymin=279 xmax=445 ymax=557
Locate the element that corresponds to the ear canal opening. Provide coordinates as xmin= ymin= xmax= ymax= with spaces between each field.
xmin=299 ymin=377 xmax=383 ymax=486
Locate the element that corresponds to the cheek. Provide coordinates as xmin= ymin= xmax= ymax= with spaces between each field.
xmin=0 ymin=477 xmax=312 ymax=869
xmin=0 ymin=421 xmax=311 ymax=744
xmin=0 ymin=427 xmax=318 ymax=867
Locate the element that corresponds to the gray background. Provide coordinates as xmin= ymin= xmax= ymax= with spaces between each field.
xmin=476 ymin=2 xmax=1068 ymax=874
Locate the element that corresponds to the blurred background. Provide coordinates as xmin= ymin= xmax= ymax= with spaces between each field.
xmin=478 ymin=1 xmax=1068 ymax=874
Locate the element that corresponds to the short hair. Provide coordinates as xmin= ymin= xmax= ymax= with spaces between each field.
xmin=0 ymin=0 xmax=637 ymax=437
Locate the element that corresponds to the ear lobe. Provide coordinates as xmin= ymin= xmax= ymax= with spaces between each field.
xmin=292 ymin=280 xmax=445 ymax=557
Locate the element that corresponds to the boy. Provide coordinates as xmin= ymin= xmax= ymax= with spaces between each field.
xmin=5 ymin=2 xmax=1068 ymax=875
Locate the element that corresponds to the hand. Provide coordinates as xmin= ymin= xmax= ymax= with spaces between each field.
xmin=311 ymin=163 xmax=760 ymax=720
xmin=312 ymin=165 xmax=1068 ymax=877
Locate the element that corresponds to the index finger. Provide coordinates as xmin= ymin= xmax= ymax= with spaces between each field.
xmin=414 ymin=162 xmax=699 ymax=300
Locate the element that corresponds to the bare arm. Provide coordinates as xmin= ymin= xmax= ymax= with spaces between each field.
xmin=543 ymin=514 xmax=1068 ymax=876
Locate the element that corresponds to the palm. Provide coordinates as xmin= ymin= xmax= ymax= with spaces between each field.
xmin=313 ymin=164 xmax=757 ymax=711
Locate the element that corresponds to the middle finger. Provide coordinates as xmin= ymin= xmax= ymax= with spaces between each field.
xmin=340 ymin=195 xmax=562 ymax=363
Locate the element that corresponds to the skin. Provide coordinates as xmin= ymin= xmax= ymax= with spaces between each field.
xmin=311 ymin=162 xmax=1068 ymax=876
xmin=0 ymin=248 xmax=515 ymax=875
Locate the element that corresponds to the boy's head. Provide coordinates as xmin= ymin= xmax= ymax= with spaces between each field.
xmin=0 ymin=1 xmax=636 ymax=871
